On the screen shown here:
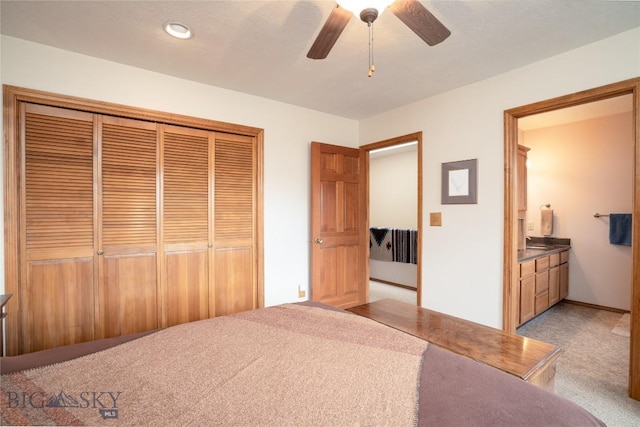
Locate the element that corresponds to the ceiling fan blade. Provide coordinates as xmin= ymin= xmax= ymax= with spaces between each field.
xmin=390 ymin=0 xmax=451 ymax=46
xmin=307 ymin=5 xmax=352 ymax=60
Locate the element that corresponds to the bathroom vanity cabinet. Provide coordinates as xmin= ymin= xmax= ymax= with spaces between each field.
xmin=518 ymin=249 xmax=569 ymax=326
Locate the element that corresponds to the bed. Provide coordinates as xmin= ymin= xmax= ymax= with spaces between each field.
xmin=1 ymin=302 xmax=604 ymax=426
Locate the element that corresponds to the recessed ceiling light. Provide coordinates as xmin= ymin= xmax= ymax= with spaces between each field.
xmin=163 ymin=21 xmax=192 ymax=39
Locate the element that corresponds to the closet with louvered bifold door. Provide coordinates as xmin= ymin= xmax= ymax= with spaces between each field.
xmin=21 ymin=104 xmax=96 ymax=354
xmin=213 ymin=133 xmax=258 ymax=316
xmin=13 ymin=100 xmax=259 ymax=355
xmin=161 ymin=125 xmax=211 ymax=327
xmin=99 ymin=116 xmax=159 ymax=339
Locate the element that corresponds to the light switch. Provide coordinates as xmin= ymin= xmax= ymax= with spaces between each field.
xmin=527 ymin=222 xmax=534 ymax=231
xmin=430 ymin=212 xmax=442 ymax=227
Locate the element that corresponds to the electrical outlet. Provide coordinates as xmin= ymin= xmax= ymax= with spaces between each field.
xmin=298 ymin=285 xmax=306 ymax=298
xmin=527 ymin=222 xmax=534 ymax=231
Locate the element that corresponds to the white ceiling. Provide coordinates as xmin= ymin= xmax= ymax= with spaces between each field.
xmin=1 ymin=0 xmax=639 ymax=120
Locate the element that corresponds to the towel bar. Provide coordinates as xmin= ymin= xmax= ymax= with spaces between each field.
xmin=593 ymin=213 xmax=609 ymax=218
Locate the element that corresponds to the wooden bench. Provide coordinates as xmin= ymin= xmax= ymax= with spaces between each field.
xmin=348 ymin=298 xmax=561 ymax=391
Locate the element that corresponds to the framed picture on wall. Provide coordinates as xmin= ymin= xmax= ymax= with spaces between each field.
xmin=441 ymin=159 xmax=478 ymax=204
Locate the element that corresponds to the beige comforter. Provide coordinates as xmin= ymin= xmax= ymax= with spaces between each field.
xmin=1 ymin=304 xmax=428 ymax=426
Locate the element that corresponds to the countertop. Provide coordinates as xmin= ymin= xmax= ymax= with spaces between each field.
xmin=518 ymin=245 xmax=571 ymax=262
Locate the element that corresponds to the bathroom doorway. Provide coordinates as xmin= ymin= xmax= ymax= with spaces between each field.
xmin=502 ymin=77 xmax=640 ymax=399
xmin=519 ymin=95 xmax=633 ymax=310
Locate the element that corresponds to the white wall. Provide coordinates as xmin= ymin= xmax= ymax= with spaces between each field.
xmin=524 ymin=112 xmax=633 ymax=310
xmin=369 ymin=150 xmax=417 ymax=229
xmin=359 ymin=27 xmax=640 ymax=327
xmin=0 ymin=35 xmax=359 ymax=307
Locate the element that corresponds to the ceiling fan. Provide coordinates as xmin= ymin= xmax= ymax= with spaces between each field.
xmin=307 ymin=0 xmax=451 ymax=61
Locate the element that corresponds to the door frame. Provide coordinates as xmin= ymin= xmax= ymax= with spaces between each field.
xmin=361 ymin=132 xmax=423 ymax=305
xmin=502 ymin=77 xmax=640 ymax=399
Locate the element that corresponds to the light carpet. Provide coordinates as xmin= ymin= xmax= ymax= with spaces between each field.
xmin=518 ymin=302 xmax=640 ymax=427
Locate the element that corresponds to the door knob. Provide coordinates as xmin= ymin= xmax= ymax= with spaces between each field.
xmin=97 ymin=249 xmax=104 ymax=255
xmin=314 ymin=238 xmax=324 ymax=244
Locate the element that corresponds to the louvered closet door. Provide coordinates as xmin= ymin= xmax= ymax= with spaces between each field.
xmin=213 ymin=133 xmax=258 ymax=316
xmin=21 ymin=104 xmax=96 ymax=353
xmin=161 ymin=125 xmax=212 ymax=327
xmin=98 ymin=116 xmax=158 ymax=338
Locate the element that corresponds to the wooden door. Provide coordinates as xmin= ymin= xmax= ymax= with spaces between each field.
xmin=519 ymin=275 xmax=535 ymax=325
xmin=161 ymin=125 xmax=212 ymax=327
xmin=213 ymin=133 xmax=258 ymax=316
xmin=97 ymin=116 xmax=158 ymax=338
xmin=534 ymin=271 xmax=549 ymax=315
xmin=517 ymin=145 xmax=529 ymax=217
xmin=560 ymin=262 xmax=569 ymax=300
xmin=310 ymin=142 xmax=367 ymax=308
xmin=20 ymin=104 xmax=96 ymax=353
xmin=548 ymin=266 xmax=560 ymax=306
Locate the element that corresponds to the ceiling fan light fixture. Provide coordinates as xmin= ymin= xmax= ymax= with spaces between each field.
xmin=337 ymin=0 xmax=394 ymax=19
xmin=163 ymin=21 xmax=192 ymax=39
xmin=359 ymin=7 xmax=379 ymax=24
xmin=307 ymin=0 xmax=450 ymax=63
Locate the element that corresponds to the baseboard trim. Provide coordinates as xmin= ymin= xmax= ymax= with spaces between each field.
xmin=563 ymin=299 xmax=629 ymax=314
xmin=369 ymin=277 xmax=416 ymax=291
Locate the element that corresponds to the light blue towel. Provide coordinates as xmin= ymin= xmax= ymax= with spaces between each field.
xmin=609 ymin=213 xmax=632 ymax=246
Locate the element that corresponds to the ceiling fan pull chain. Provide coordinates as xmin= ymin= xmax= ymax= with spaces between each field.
xmin=368 ymin=21 xmax=375 ymax=78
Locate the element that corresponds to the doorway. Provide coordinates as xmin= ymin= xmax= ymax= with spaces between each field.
xmin=361 ymin=132 xmax=422 ymax=306
xmin=502 ymin=77 xmax=640 ymax=399
xmin=519 ymin=95 xmax=633 ymax=310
